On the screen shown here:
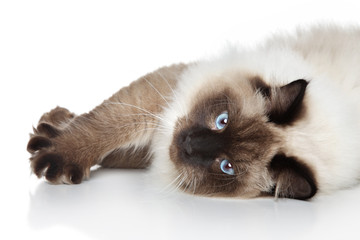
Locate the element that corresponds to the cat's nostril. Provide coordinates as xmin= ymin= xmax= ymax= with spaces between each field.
xmin=184 ymin=135 xmax=192 ymax=155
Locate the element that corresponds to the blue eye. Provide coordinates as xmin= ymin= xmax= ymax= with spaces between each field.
xmin=215 ymin=111 xmax=228 ymax=130
xmin=220 ymin=159 xmax=235 ymax=175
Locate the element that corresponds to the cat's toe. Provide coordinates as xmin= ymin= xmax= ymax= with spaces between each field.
xmin=39 ymin=106 xmax=75 ymax=127
xmin=63 ymin=164 xmax=84 ymax=184
xmin=30 ymin=151 xmax=86 ymax=184
xmin=31 ymin=152 xmax=64 ymax=183
xmin=27 ymin=126 xmax=87 ymax=184
xmin=27 ymin=136 xmax=53 ymax=153
xmin=36 ymin=122 xmax=61 ymax=138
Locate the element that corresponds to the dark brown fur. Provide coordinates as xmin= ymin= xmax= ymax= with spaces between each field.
xmin=270 ymin=154 xmax=317 ymax=200
xmin=169 ymin=89 xmax=278 ymax=197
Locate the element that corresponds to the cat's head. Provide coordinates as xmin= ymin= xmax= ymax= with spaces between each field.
xmin=158 ymin=69 xmax=317 ymax=200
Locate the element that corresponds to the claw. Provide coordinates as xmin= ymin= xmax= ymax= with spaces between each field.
xmin=32 ymin=153 xmax=64 ymax=181
xmin=65 ymin=164 xmax=83 ymax=184
xmin=37 ymin=123 xmax=61 ymax=138
xmin=27 ymin=136 xmax=52 ymax=153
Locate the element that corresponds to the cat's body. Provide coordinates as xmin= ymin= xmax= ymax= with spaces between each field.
xmin=28 ymin=25 xmax=360 ymax=200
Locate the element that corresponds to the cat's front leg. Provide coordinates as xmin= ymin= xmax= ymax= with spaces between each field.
xmin=27 ymin=63 xmax=187 ymax=184
xmin=28 ymin=102 xmax=159 ymax=184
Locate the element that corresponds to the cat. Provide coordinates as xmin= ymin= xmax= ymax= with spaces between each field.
xmin=27 ymin=24 xmax=360 ymax=200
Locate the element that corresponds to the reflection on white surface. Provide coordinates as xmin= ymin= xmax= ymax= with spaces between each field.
xmin=26 ymin=168 xmax=360 ymax=240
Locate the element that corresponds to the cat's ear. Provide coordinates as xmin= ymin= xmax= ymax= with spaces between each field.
xmin=269 ymin=154 xmax=317 ymax=200
xmin=259 ymin=79 xmax=308 ymax=125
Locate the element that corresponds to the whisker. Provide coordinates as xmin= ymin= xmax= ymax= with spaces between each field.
xmin=144 ymin=77 xmax=172 ymax=109
xmin=208 ymin=171 xmax=247 ymax=178
xmin=193 ymin=176 xmax=198 ymax=194
xmin=124 ymin=127 xmax=167 ymax=137
xmin=104 ymin=101 xmax=172 ymax=125
xmin=156 ymin=70 xmax=177 ymax=97
xmin=157 ymin=69 xmax=188 ymax=118
xmin=120 ymin=113 xmax=164 ymax=118
xmin=173 ymin=177 xmax=183 ymax=192
xmin=111 ymin=121 xmax=172 ymax=131
xmin=188 ymin=172 xmax=194 ymax=193
xmin=161 ymin=172 xmax=184 ymax=193
xmin=118 ymin=114 xmax=175 ymax=131
xmin=214 ymin=178 xmax=237 ymax=188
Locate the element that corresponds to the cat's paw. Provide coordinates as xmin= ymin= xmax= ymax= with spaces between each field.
xmin=28 ymin=149 xmax=86 ymax=184
xmin=27 ymin=111 xmax=88 ymax=184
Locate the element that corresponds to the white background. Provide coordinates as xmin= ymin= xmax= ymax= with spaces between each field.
xmin=1 ymin=0 xmax=360 ymax=239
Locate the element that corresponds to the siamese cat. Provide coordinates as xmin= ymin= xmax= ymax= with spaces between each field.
xmin=27 ymin=25 xmax=360 ymax=200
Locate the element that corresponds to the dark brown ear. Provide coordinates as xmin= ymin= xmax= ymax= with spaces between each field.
xmin=262 ymin=80 xmax=308 ymax=125
xmin=269 ymin=154 xmax=317 ymax=200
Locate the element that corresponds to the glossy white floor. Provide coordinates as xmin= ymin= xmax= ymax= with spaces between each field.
xmin=2 ymin=1 xmax=360 ymax=239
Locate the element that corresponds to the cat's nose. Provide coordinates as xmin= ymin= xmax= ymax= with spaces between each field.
xmin=179 ymin=127 xmax=225 ymax=165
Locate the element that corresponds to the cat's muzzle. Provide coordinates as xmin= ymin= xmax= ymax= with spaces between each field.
xmin=178 ymin=126 xmax=225 ymax=167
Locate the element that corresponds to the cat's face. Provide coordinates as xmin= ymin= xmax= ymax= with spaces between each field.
xmin=165 ymin=73 xmax=316 ymax=199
